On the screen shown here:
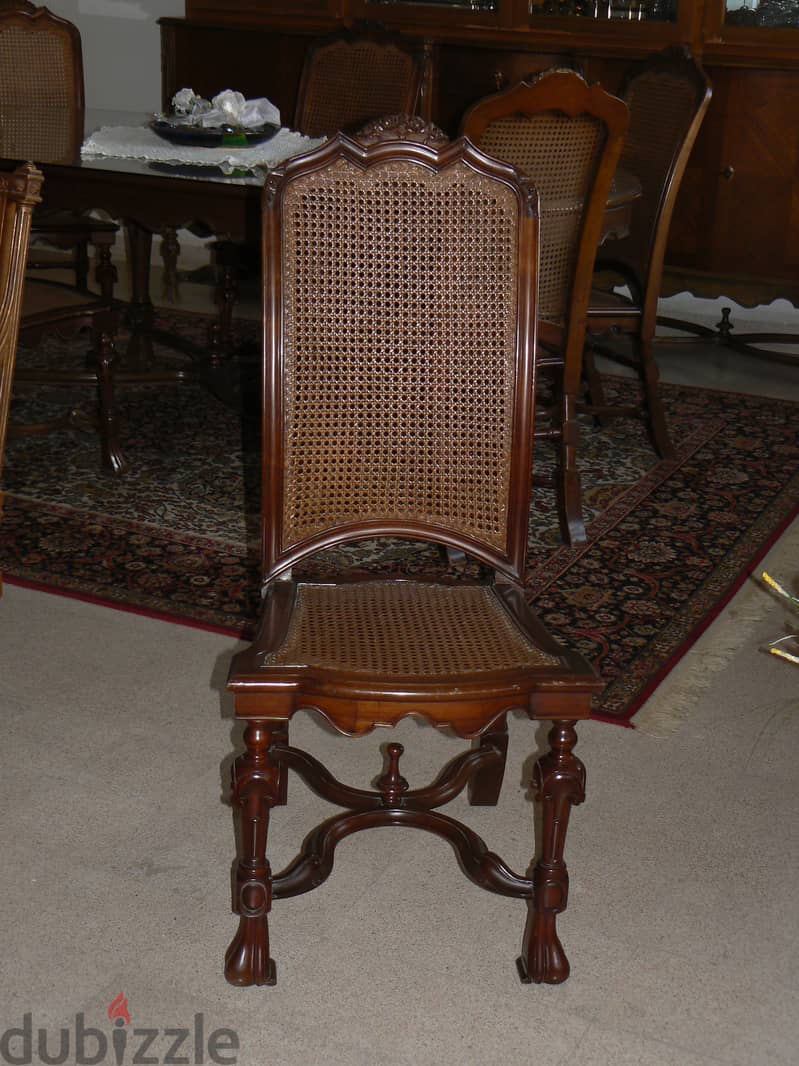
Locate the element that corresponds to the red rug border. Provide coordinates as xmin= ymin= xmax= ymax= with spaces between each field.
xmin=5 ymin=496 xmax=796 ymax=730
xmin=4 ymin=372 xmax=797 ymax=729
xmin=619 ymin=500 xmax=799 ymax=726
xmin=3 ymin=573 xmax=250 ymax=639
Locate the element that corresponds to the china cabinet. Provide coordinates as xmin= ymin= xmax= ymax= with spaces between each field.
xmin=161 ymin=0 xmax=799 ymax=303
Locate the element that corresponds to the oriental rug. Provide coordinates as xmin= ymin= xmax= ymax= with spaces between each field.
xmin=1 ymin=310 xmax=797 ymax=726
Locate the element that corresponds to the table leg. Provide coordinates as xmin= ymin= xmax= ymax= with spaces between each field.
xmin=160 ymin=226 xmax=181 ymax=303
xmin=123 ymin=219 xmax=155 ymax=368
xmin=209 ymin=239 xmax=240 ymax=370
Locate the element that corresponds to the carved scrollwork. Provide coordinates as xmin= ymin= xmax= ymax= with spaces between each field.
xmin=355 ymin=113 xmax=450 ymax=147
xmin=238 ymin=877 xmax=271 ymax=919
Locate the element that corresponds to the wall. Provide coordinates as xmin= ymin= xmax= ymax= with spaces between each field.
xmin=45 ymin=1 xmax=184 ymax=112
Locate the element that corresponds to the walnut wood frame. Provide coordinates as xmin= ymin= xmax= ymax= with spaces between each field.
xmin=461 ymin=71 xmax=630 ymax=545
xmin=0 ymin=162 xmax=43 ymax=593
xmin=585 ymin=46 xmax=712 ymax=459
xmin=224 ymin=135 xmax=604 ymax=988
xmin=260 ymin=135 xmax=538 ymax=587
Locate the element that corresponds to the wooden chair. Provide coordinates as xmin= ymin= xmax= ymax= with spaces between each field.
xmin=461 ymin=71 xmax=630 ymax=545
xmin=584 ymin=47 xmax=712 ymax=459
xmin=0 ymin=5 xmax=124 ymax=471
xmin=0 ymin=3 xmax=117 ymax=297
xmin=0 ymin=162 xmax=44 ymax=593
xmin=13 ymin=281 xmax=123 ymax=472
xmin=294 ymin=29 xmax=428 ymax=138
xmin=223 ymin=133 xmax=603 ymax=988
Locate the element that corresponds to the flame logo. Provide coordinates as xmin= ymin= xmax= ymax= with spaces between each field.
xmin=107 ymin=993 xmax=131 ymax=1026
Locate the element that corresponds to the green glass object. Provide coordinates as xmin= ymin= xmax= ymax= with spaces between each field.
xmin=222 ymin=130 xmax=248 ymax=147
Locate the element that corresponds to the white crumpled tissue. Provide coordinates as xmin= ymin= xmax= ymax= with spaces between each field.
xmin=170 ymin=88 xmax=280 ymax=130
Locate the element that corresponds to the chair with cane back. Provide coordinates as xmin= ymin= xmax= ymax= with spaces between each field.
xmin=461 ymin=70 xmax=629 ymax=545
xmin=222 ymin=132 xmax=603 ymax=987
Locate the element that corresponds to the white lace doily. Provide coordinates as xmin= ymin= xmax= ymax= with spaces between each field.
xmin=81 ymin=124 xmax=325 ymax=174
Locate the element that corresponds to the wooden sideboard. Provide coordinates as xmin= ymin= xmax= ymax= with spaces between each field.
xmin=161 ymin=0 xmax=799 ymax=305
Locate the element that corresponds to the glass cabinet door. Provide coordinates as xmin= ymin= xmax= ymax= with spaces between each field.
xmin=527 ymin=0 xmax=677 ymax=22
xmin=724 ymin=0 xmax=799 ymax=27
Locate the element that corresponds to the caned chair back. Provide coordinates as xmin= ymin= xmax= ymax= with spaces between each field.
xmin=294 ymin=32 xmax=426 ymax=139
xmin=260 ymin=135 xmax=540 ymax=585
xmin=0 ymin=4 xmax=83 ymax=165
xmin=461 ymin=71 xmax=629 ymax=329
xmin=608 ymin=46 xmax=712 ymax=317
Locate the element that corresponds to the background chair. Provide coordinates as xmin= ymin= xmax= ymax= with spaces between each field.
xmin=461 ymin=71 xmax=629 ymax=545
xmin=0 ymin=162 xmax=44 ymax=593
xmin=584 ymin=47 xmax=712 ymax=459
xmin=294 ymin=28 xmax=428 ymax=138
xmin=0 ymin=3 xmax=124 ymax=471
xmin=12 ymin=283 xmax=123 ymax=472
xmin=0 ymin=2 xmax=117 ymax=297
xmin=223 ymin=133 xmax=603 ymax=988
xmin=202 ymin=27 xmax=429 ymax=324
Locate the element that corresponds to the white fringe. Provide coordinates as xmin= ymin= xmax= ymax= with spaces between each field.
xmin=633 ymin=516 xmax=799 ymax=738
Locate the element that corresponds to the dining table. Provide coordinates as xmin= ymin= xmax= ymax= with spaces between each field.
xmin=11 ymin=111 xmax=322 ymax=384
xmin=4 ymin=110 xmax=641 ymax=406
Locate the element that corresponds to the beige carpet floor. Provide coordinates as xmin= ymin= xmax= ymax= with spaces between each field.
xmin=0 ymin=518 xmax=797 ymax=1065
xmin=2 ymin=266 xmax=797 ymax=1064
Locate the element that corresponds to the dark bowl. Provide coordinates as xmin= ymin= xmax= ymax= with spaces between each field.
xmin=150 ymin=119 xmax=280 ymax=148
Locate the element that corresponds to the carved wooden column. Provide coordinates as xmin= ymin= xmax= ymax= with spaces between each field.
xmin=518 ymin=720 xmax=585 ymax=984
xmin=224 ymin=721 xmax=282 ymax=986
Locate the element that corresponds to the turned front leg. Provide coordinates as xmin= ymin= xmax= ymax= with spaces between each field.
xmin=518 ymin=721 xmax=586 ymax=984
xmin=224 ymin=721 xmax=282 ymax=986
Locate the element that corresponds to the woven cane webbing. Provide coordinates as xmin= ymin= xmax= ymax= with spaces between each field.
xmin=299 ymin=41 xmax=419 ymax=138
xmin=0 ymin=23 xmax=77 ymax=163
xmin=279 ymin=157 xmax=520 ymax=554
xmin=265 ymin=582 xmax=560 ymax=674
xmin=478 ymin=113 xmax=602 ymax=321
xmin=612 ymin=71 xmax=699 ymax=280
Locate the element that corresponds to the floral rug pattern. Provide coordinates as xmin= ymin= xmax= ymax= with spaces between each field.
xmin=2 ymin=311 xmax=797 ymax=724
